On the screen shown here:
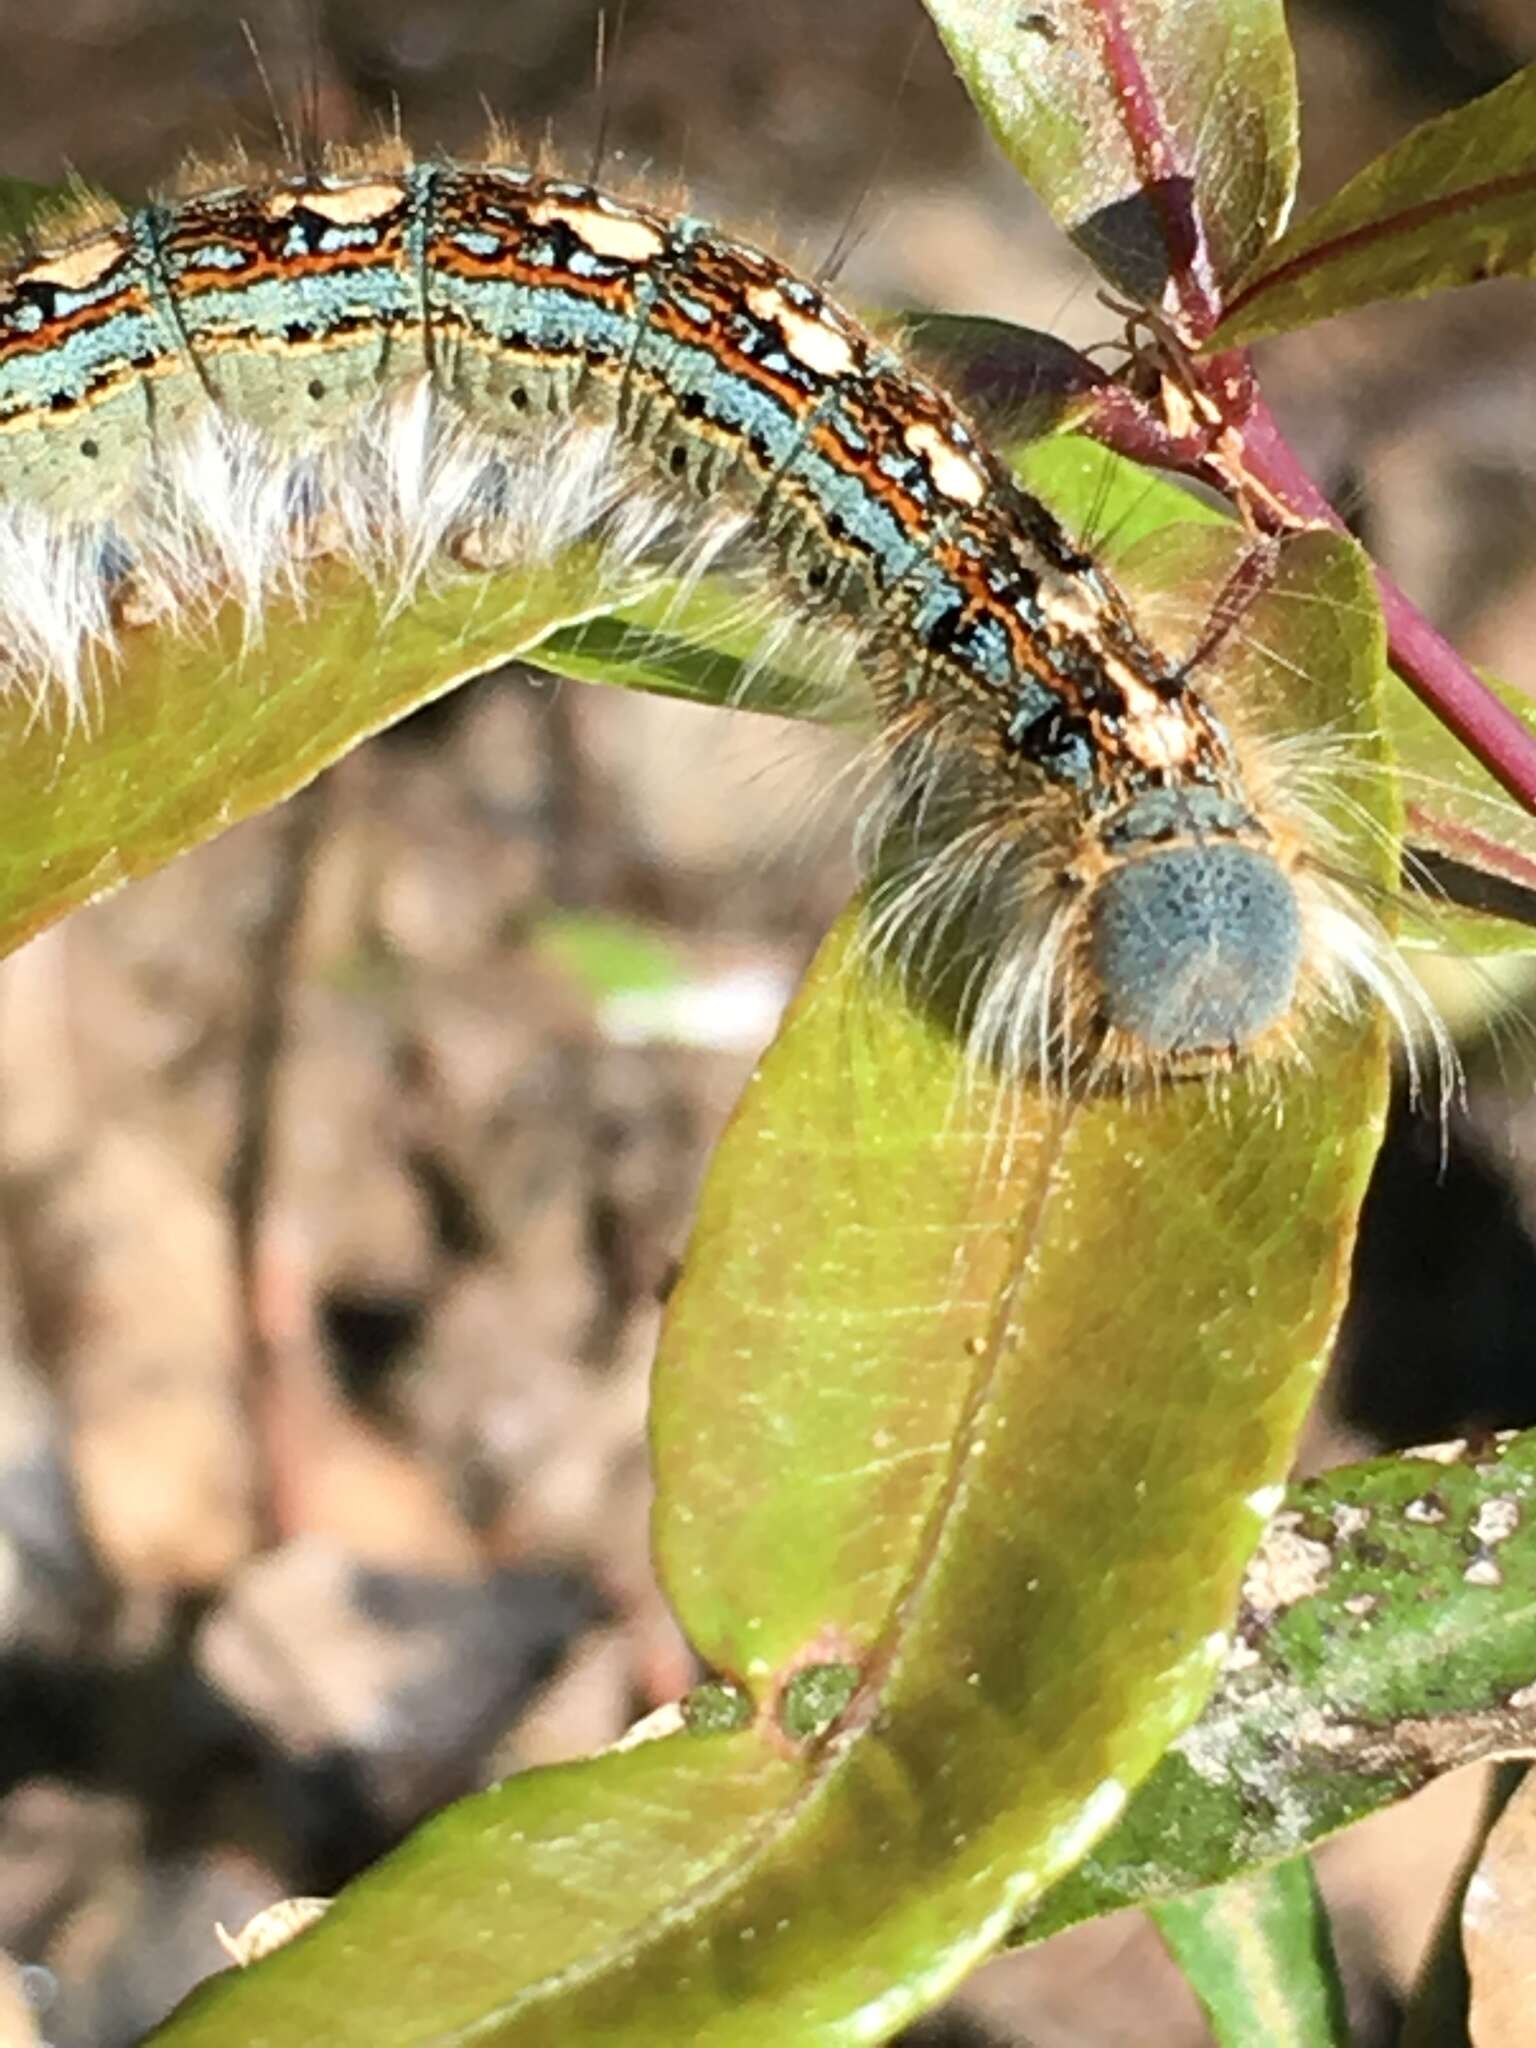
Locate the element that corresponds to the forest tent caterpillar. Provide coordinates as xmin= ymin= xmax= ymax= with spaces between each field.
xmin=0 ymin=150 xmax=1425 ymax=1085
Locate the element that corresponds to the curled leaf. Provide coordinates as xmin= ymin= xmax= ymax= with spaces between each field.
xmin=147 ymin=522 xmax=1396 ymax=2040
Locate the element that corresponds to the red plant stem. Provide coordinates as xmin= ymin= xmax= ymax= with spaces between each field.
xmin=1082 ymin=0 xmax=1218 ymax=338
xmin=1227 ymin=397 xmax=1536 ymax=818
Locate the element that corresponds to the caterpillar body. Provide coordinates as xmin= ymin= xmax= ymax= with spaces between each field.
xmin=0 ymin=152 xmax=1405 ymax=1081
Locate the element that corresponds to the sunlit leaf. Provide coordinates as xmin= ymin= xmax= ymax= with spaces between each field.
xmin=145 ymin=1727 xmax=803 ymax=2043
xmin=0 ymin=552 xmax=626 ymax=960
xmin=921 ymin=0 xmax=1299 ymax=328
xmin=1010 ymin=432 xmax=1230 ymax=553
xmin=1214 ymin=61 xmax=1536 ymax=345
xmin=151 ymin=929 xmax=1389 ymax=2038
xmin=147 ymin=520 xmax=1394 ymax=2043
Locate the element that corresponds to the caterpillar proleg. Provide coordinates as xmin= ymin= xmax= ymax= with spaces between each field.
xmin=0 ymin=152 xmax=1415 ymax=1084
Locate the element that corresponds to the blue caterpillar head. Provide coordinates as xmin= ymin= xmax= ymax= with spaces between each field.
xmin=1086 ymin=792 xmax=1304 ymax=1058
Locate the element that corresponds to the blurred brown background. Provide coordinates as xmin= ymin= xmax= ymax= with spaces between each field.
xmin=0 ymin=2 xmax=1534 ymax=2041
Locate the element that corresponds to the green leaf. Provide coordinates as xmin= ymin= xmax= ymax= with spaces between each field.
xmin=1213 ymin=60 xmax=1536 ymax=346
xmin=0 ymin=550 xmax=637 ymax=962
xmin=0 ymin=542 xmax=870 ymax=965
xmin=532 ymin=912 xmax=683 ymax=999
xmin=921 ymin=0 xmax=1299 ymax=326
xmin=1009 ymin=432 xmax=1230 ymax=554
xmin=146 ymin=1726 xmax=805 ymax=2044
xmin=151 ymin=909 xmax=1390 ymax=2040
xmin=1387 ymin=669 xmax=1536 ymax=958
xmin=0 ymin=424 xmax=1252 ymax=970
xmin=0 ymin=453 xmax=916 ymax=965
xmin=895 ymin=312 xmax=1112 ymax=440
xmin=149 ymin=528 xmax=1395 ymax=2041
xmin=1021 ymin=1428 xmax=1536 ymax=1943
xmin=522 ymin=568 xmax=851 ymax=723
xmin=1153 ymin=1858 xmax=1351 ymax=2047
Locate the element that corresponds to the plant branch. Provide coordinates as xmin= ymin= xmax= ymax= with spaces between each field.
xmin=1077 ymin=361 xmax=1536 ymax=817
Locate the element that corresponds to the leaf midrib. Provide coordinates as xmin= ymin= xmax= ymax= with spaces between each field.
xmin=471 ymin=1098 xmax=1075 ymax=2037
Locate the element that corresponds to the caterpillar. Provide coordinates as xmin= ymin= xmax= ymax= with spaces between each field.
xmin=0 ymin=147 xmax=1419 ymax=1084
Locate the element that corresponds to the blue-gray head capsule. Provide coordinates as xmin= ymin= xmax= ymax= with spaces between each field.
xmin=1087 ymin=841 xmax=1304 ymax=1057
